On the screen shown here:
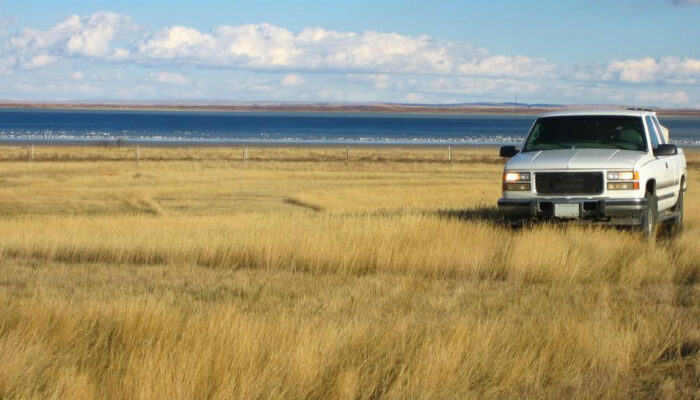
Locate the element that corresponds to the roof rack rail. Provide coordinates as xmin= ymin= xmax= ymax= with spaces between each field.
xmin=626 ymin=107 xmax=654 ymax=112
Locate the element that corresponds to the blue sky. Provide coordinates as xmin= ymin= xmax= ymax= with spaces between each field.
xmin=1 ymin=0 xmax=699 ymax=106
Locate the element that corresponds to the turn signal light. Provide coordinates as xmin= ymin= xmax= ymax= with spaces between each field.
xmin=607 ymin=182 xmax=639 ymax=190
xmin=504 ymin=183 xmax=531 ymax=191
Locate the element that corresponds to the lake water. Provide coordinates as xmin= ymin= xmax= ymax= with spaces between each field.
xmin=0 ymin=108 xmax=698 ymax=146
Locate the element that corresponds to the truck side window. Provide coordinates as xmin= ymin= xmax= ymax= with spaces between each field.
xmin=652 ymin=116 xmax=667 ymax=144
xmin=645 ymin=116 xmax=660 ymax=149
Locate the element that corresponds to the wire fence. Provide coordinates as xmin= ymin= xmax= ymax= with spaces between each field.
xmin=1 ymin=144 xmax=505 ymax=164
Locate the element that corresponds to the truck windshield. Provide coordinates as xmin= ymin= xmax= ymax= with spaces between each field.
xmin=523 ymin=116 xmax=647 ymax=152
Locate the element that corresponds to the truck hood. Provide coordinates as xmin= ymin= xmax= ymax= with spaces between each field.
xmin=506 ymin=149 xmax=647 ymax=170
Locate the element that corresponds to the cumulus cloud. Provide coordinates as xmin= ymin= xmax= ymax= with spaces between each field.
xmin=347 ymin=73 xmax=391 ymax=89
xmin=281 ymin=74 xmax=306 ymax=86
xmin=634 ymin=90 xmax=689 ymax=104
xmin=1 ymin=13 xmax=553 ymax=79
xmin=0 ymin=56 xmax=16 ymax=75
xmin=404 ymin=92 xmax=425 ymax=103
xmin=132 ymin=22 xmax=552 ymax=78
xmin=64 ymin=13 xmax=133 ymax=56
xmin=9 ymin=12 xmax=134 ymax=55
xmin=0 ymin=11 xmax=696 ymax=106
xmin=152 ymin=72 xmax=190 ymax=84
xmin=572 ymin=57 xmax=700 ymax=84
xmin=22 ymin=54 xmax=59 ymax=69
xmin=608 ymin=58 xmax=660 ymax=83
xmin=458 ymin=55 xmax=556 ymax=78
xmin=112 ymin=48 xmax=131 ymax=60
xmin=136 ymin=26 xmax=219 ymax=62
xmin=4 ymin=11 xmax=135 ymax=71
xmin=229 ymin=78 xmax=277 ymax=93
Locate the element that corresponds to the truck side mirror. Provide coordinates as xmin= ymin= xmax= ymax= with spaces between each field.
xmin=499 ymin=145 xmax=518 ymax=158
xmin=654 ymin=144 xmax=678 ymax=157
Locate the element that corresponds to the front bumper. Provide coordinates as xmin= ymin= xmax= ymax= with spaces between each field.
xmin=497 ymin=197 xmax=648 ymax=225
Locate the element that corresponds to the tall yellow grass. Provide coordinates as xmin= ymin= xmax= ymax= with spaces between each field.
xmin=0 ymin=146 xmax=698 ymax=399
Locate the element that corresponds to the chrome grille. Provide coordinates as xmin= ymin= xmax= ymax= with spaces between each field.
xmin=535 ymin=172 xmax=603 ymax=195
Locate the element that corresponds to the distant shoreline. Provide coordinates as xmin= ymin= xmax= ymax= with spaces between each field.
xmin=0 ymin=138 xmax=509 ymax=148
xmin=2 ymin=102 xmax=700 ymax=117
xmin=2 ymin=138 xmax=699 ymax=149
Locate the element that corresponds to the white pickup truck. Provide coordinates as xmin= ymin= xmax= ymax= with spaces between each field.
xmin=498 ymin=109 xmax=687 ymax=237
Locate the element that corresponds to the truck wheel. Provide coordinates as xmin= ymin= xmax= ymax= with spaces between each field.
xmin=640 ymin=193 xmax=658 ymax=240
xmin=505 ymin=218 xmax=528 ymax=229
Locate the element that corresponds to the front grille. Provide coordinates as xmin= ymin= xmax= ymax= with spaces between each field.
xmin=535 ymin=172 xmax=603 ymax=195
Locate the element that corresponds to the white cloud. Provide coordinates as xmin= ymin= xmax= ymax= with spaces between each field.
xmin=64 ymin=12 xmax=133 ymax=57
xmin=549 ymin=82 xmax=629 ymax=104
xmin=427 ymin=76 xmax=540 ymax=96
xmin=0 ymin=12 xmax=696 ymax=106
xmin=22 ymin=54 xmax=59 ymax=69
xmin=116 ymin=85 xmax=154 ymax=98
xmin=458 ymin=55 xmax=556 ymax=78
xmin=608 ymin=58 xmax=660 ymax=83
xmin=229 ymin=78 xmax=277 ymax=93
xmin=136 ymin=26 xmax=218 ymax=61
xmin=0 ymin=14 xmax=555 ymax=79
xmin=404 ymin=92 xmax=425 ymax=103
xmin=347 ymin=73 xmax=391 ymax=89
xmin=281 ymin=74 xmax=306 ymax=86
xmin=133 ymin=22 xmax=550 ymax=78
xmin=11 ymin=80 xmax=105 ymax=97
xmin=152 ymin=72 xmax=189 ymax=84
xmin=0 ymin=56 xmax=16 ymax=75
xmin=5 ymin=11 xmax=135 ymax=69
xmin=112 ymin=48 xmax=131 ymax=60
xmin=572 ymin=57 xmax=700 ymax=84
xmin=219 ymin=24 xmax=300 ymax=67
xmin=634 ymin=90 xmax=689 ymax=104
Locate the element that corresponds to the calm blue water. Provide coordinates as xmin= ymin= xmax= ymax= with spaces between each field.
xmin=0 ymin=108 xmax=698 ymax=146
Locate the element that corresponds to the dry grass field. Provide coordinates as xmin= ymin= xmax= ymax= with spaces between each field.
xmin=0 ymin=145 xmax=698 ymax=399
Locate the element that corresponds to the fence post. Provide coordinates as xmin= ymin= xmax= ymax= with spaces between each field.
xmin=135 ymin=145 xmax=140 ymax=162
xmin=346 ymin=146 xmax=349 ymax=165
xmin=30 ymin=145 xmax=34 ymax=162
xmin=243 ymin=146 xmax=248 ymax=163
xmin=448 ymin=145 xmax=453 ymax=166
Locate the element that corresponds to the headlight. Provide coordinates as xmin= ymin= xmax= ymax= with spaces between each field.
xmin=607 ymin=171 xmax=638 ymax=181
xmin=607 ymin=170 xmax=640 ymax=190
xmin=502 ymin=171 xmax=531 ymax=191
xmin=503 ymin=172 xmax=531 ymax=182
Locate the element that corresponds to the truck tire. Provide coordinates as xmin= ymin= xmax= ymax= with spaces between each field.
xmin=641 ymin=193 xmax=658 ymax=239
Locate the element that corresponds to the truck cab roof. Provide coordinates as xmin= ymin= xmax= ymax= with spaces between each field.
xmin=538 ymin=109 xmax=657 ymax=118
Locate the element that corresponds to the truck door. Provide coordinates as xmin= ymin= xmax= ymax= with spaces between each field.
xmin=653 ymin=115 xmax=683 ymax=190
xmin=645 ymin=115 xmax=676 ymax=210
